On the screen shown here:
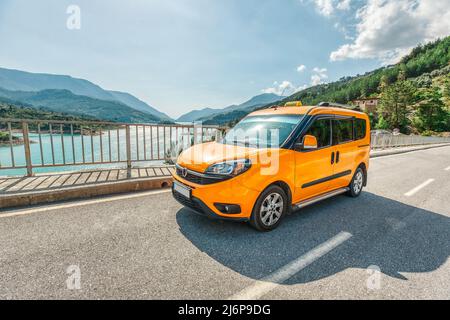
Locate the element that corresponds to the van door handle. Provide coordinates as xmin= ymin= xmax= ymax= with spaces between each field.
xmin=331 ymin=152 xmax=335 ymax=165
xmin=336 ymin=151 xmax=340 ymax=164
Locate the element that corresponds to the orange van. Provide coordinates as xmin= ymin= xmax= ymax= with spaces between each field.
xmin=172 ymin=102 xmax=371 ymax=231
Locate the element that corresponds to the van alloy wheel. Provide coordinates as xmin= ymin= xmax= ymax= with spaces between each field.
xmin=347 ymin=167 xmax=365 ymax=198
xmin=250 ymin=185 xmax=288 ymax=232
xmin=260 ymin=193 xmax=284 ymax=227
xmin=353 ymin=171 xmax=364 ymax=194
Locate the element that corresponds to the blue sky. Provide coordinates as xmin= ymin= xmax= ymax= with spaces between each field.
xmin=0 ymin=0 xmax=448 ymax=118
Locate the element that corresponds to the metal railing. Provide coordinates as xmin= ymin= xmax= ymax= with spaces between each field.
xmin=2 ymin=118 xmax=450 ymax=177
xmin=370 ymin=133 xmax=450 ymax=149
xmin=0 ymin=118 xmax=221 ymax=176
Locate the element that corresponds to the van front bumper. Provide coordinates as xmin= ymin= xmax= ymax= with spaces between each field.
xmin=172 ymin=187 xmax=249 ymax=222
xmin=172 ymin=174 xmax=260 ymax=220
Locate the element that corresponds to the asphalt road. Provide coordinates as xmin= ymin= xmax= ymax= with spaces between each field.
xmin=1 ymin=146 xmax=449 ymax=300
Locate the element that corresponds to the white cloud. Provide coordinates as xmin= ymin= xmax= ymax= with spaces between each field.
xmin=263 ymin=66 xmax=328 ymax=95
xmin=330 ymin=0 xmax=450 ymax=64
xmin=333 ymin=22 xmax=353 ymax=39
xmin=297 ymin=84 xmax=309 ymax=91
xmin=313 ymin=0 xmax=334 ymax=16
xmin=313 ymin=67 xmax=328 ymax=76
xmin=262 ymin=81 xmax=308 ymax=96
xmin=311 ymin=67 xmax=328 ymax=86
xmin=308 ymin=0 xmax=352 ymax=16
xmin=262 ymin=81 xmax=296 ymax=96
xmin=336 ymin=0 xmax=351 ymax=11
xmin=297 ymin=64 xmax=307 ymax=72
xmin=311 ymin=75 xmax=324 ymax=86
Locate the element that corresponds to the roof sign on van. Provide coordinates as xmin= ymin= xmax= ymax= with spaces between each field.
xmin=284 ymin=101 xmax=303 ymax=107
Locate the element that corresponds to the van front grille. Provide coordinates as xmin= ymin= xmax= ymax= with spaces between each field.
xmin=176 ymin=165 xmax=231 ymax=185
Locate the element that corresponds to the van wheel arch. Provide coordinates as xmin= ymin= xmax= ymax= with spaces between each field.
xmin=263 ymin=181 xmax=293 ymax=213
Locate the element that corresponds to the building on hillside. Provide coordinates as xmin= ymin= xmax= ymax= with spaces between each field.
xmin=352 ymin=98 xmax=380 ymax=114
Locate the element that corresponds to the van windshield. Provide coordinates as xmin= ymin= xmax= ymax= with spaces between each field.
xmin=222 ymin=115 xmax=303 ymax=148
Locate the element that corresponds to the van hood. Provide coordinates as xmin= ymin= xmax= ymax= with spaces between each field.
xmin=177 ymin=142 xmax=257 ymax=173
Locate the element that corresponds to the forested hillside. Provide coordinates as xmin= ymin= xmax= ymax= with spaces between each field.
xmin=0 ymin=88 xmax=163 ymax=123
xmin=221 ymin=36 xmax=450 ymax=134
xmin=284 ymin=37 xmax=450 ymax=106
xmin=0 ymin=67 xmax=172 ymax=121
xmin=0 ymin=100 xmax=100 ymax=122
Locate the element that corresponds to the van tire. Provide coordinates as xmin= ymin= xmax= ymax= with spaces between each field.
xmin=250 ymin=185 xmax=288 ymax=232
xmin=347 ymin=167 xmax=365 ymax=198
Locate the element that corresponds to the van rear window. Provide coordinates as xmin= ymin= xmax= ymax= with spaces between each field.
xmin=354 ymin=119 xmax=367 ymax=140
xmin=333 ymin=119 xmax=353 ymax=144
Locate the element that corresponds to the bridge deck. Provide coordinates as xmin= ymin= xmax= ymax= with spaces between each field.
xmin=0 ymin=166 xmax=174 ymax=195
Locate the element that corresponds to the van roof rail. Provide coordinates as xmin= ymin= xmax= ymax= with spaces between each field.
xmin=318 ymin=102 xmax=362 ymax=112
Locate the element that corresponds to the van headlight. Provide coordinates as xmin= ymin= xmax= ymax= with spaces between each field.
xmin=205 ymin=159 xmax=251 ymax=176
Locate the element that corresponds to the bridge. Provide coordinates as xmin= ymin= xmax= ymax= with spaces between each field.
xmin=0 ymin=145 xmax=449 ymax=299
xmin=3 ymin=117 xmax=448 ymax=209
xmin=0 ymin=118 xmax=220 ymax=207
xmin=0 ymin=118 xmax=449 ymax=299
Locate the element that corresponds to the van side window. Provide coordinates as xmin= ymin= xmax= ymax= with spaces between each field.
xmin=333 ymin=119 xmax=353 ymax=144
xmin=304 ymin=119 xmax=331 ymax=148
xmin=354 ymin=118 xmax=367 ymax=140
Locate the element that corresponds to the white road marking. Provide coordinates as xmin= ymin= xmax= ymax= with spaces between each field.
xmin=445 ymin=166 xmax=450 ymax=171
xmin=228 ymin=231 xmax=352 ymax=300
xmin=0 ymin=189 xmax=172 ymax=218
xmin=404 ymin=179 xmax=435 ymax=197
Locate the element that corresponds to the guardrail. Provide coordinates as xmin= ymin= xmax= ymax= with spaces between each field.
xmin=370 ymin=133 xmax=450 ymax=149
xmin=0 ymin=118 xmax=221 ymax=176
xmin=2 ymin=118 xmax=450 ymax=177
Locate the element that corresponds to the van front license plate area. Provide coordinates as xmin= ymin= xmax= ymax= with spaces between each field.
xmin=174 ymin=182 xmax=191 ymax=199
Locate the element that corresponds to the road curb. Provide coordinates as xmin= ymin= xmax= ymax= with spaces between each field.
xmin=370 ymin=143 xmax=450 ymax=158
xmin=0 ymin=176 xmax=173 ymax=209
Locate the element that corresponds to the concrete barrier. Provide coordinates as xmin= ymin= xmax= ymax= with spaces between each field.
xmin=0 ymin=176 xmax=173 ymax=209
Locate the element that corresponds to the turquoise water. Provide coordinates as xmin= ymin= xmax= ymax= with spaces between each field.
xmin=0 ymin=128 xmax=194 ymax=176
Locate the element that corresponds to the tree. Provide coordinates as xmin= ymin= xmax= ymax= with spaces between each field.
xmin=376 ymin=115 xmax=389 ymax=130
xmin=444 ymin=74 xmax=450 ymax=107
xmin=367 ymin=112 xmax=377 ymax=129
xmin=413 ymin=87 xmax=449 ymax=132
xmin=378 ymin=77 xmax=416 ymax=133
xmin=398 ymin=66 xmax=407 ymax=81
xmin=378 ymin=75 xmax=389 ymax=92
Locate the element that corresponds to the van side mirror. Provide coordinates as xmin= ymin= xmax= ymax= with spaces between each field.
xmin=295 ymin=135 xmax=318 ymax=151
xmin=302 ymin=135 xmax=318 ymax=150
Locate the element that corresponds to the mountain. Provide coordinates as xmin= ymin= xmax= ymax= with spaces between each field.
xmin=176 ymin=107 xmax=225 ymax=123
xmin=202 ymin=109 xmax=251 ymax=126
xmin=177 ymin=93 xmax=281 ymax=123
xmin=107 ymin=90 xmax=172 ymax=120
xmin=0 ymin=67 xmax=115 ymax=100
xmin=216 ymin=36 xmax=450 ymax=127
xmin=0 ymin=67 xmax=172 ymax=121
xmin=278 ymin=37 xmax=450 ymax=108
xmin=0 ymin=87 xmax=161 ymax=123
xmin=226 ymin=93 xmax=283 ymax=111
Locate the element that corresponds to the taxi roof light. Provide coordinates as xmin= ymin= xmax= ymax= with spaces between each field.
xmin=284 ymin=101 xmax=303 ymax=107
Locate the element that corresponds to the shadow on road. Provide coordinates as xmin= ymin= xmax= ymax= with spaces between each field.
xmin=176 ymin=192 xmax=449 ymax=283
